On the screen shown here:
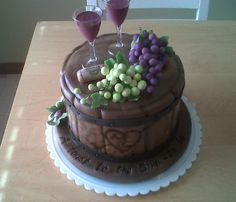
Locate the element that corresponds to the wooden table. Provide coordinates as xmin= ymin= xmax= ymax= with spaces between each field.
xmin=0 ymin=20 xmax=236 ymax=201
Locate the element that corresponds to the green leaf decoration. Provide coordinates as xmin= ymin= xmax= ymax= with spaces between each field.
xmin=55 ymin=101 xmax=65 ymax=108
xmin=165 ymin=46 xmax=175 ymax=56
xmin=47 ymin=99 xmax=67 ymax=126
xmin=47 ymin=105 xmax=58 ymax=113
xmin=128 ymin=96 xmax=141 ymax=102
xmin=104 ymin=59 xmax=114 ymax=70
xmin=116 ymin=52 xmax=129 ymax=66
xmin=138 ymin=34 xmax=145 ymax=43
xmin=160 ymin=36 xmax=169 ymax=46
xmin=47 ymin=119 xmax=59 ymax=126
xmin=108 ymin=58 xmax=116 ymax=66
xmin=91 ymin=92 xmax=108 ymax=109
xmin=47 ymin=112 xmax=68 ymax=126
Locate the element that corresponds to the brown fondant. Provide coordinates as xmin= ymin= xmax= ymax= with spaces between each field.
xmin=53 ymin=101 xmax=191 ymax=182
xmin=60 ymin=33 xmax=185 ymax=158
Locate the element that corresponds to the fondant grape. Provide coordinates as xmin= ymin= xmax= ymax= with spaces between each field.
xmin=129 ymin=55 xmax=137 ymax=63
xmin=149 ymin=58 xmax=158 ymax=66
xmin=101 ymin=66 xmax=109 ymax=76
xmin=88 ymin=84 xmax=96 ymax=91
xmin=134 ymin=50 xmax=140 ymax=57
xmin=104 ymin=91 xmax=111 ymax=99
xmin=131 ymin=87 xmax=140 ymax=96
xmin=146 ymin=73 xmax=153 ymax=80
xmin=112 ymin=92 xmax=121 ymax=102
xmin=134 ymin=43 xmax=142 ymax=51
xmin=148 ymin=33 xmax=156 ymax=41
xmin=154 ymin=64 xmax=162 ymax=72
xmin=119 ymin=73 xmax=126 ymax=82
xmin=130 ymin=79 xmax=138 ymax=87
xmin=96 ymin=81 xmax=103 ymax=89
xmin=143 ymin=30 xmax=149 ymax=38
xmin=151 ymin=38 xmax=162 ymax=46
xmin=124 ymin=75 xmax=132 ymax=84
xmin=150 ymin=78 xmax=158 ymax=85
xmin=80 ymin=98 xmax=87 ymax=105
xmin=142 ymin=39 xmax=150 ymax=47
xmin=110 ymin=77 xmax=117 ymax=86
xmin=117 ymin=63 xmax=127 ymax=73
xmin=73 ymin=88 xmax=79 ymax=95
xmin=101 ymin=78 xmax=108 ymax=86
xmin=148 ymin=67 xmax=156 ymax=74
xmin=140 ymin=59 xmax=147 ymax=67
xmin=122 ymin=88 xmax=131 ymax=97
xmin=114 ymin=83 xmax=124 ymax=93
xmin=135 ymin=65 xmax=144 ymax=73
xmin=126 ymin=67 xmax=135 ymax=77
xmin=141 ymin=47 xmax=150 ymax=54
xmin=134 ymin=73 xmax=142 ymax=81
xmin=143 ymin=53 xmax=152 ymax=60
xmin=147 ymin=85 xmax=155 ymax=93
xmin=137 ymin=80 xmax=147 ymax=90
xmin=113 ymin=63 xmax=118 ymax=69
xmin=160 ymin=47 xmax=165 ymax=54
xmin=113 ymin=68 xmax=122 ymax=78
xmin=99 ymin=90 xmax=104 ymax=95
xmin=150 ymin=45 xmax=159 ymax=53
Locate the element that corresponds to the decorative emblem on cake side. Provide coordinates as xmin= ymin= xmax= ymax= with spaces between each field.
xmin=104 ymin=129 xmax=142 ymax=153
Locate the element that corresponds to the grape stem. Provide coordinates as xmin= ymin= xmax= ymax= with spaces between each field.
xmin=116 ymin=26 xmax=124 ymax=48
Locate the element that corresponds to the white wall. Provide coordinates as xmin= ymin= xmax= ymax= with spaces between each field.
xmin=0 ymin=0 xmax=85 ymax=63
xmin=0 ymin=0 xmax=236 ymax=63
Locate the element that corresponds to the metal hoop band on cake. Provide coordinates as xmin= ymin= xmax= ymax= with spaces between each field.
xmin=62 ymin=85 xmax=184 ymax=128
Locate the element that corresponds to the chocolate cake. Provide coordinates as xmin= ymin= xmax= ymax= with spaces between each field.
xmin=53 ymin=33 xmax=190 ymax=182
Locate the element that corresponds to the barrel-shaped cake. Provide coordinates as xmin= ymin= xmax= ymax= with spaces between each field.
xmin=54 ymin=33 xmax=189 ymax=182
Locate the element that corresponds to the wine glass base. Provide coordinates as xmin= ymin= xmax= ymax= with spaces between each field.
xmin=108 ymin=43 xmax=130 ymax=56
xmin=82 ymin=57 xmax=104 ymax=75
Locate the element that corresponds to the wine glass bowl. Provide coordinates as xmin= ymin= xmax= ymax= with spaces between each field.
xmin=103 ymin=0 xmax=130 ymax=55
xmin=73 ymin=6 xmax=103 ymax=71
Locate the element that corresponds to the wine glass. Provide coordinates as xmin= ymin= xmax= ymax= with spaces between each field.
xmin=103 ymin=0 xmax=130 ymax=55
xmin=73 ymin=6 xmax=103 ymax=73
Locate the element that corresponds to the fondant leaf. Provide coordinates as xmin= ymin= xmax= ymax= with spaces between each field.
xmin=55 ymin=101 xmax=65 ymax=108
xmin=160 ymin=36 xmax=169 ymax=46
xmin=116 ymin=52 xmax=129 ymax=66
xmin=47 ymin=105 xmax=57 ymax=113
xmin=47 ymin=112 xmax=67 ymax=126
xmin=128 ymin=96 xmax=141 ymax=102
xmin=165 ymin=46 xmax=175 ymax=56
xmin=91 ymin=92 xmax=108 ymax=109
xmin=138 ymin=34 xmax=144 ymax=43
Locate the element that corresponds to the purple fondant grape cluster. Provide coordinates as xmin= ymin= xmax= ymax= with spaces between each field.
xmin=129 ymin=30 xmax=174 ymax=93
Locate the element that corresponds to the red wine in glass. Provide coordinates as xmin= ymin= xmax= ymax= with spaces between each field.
xmin=73 ymin=6 xmax=103 ymax=73
xmin=103 ymin=0 xmax=130 ymax=55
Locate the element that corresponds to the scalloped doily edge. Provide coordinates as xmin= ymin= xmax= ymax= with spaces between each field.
xmin=45 ymin=96 xmax=202 ymax=197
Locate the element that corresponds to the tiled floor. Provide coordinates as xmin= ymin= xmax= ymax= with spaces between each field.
xmin=0 ymin=74 xmax=21 ymax=145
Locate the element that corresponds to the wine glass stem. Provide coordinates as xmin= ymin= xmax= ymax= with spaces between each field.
xmin=116 ymin=26 xmax=124 ymax=48
xmin=89 ymin=40 xmax=97 ymax=62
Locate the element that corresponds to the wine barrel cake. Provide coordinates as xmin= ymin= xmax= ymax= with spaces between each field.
xmin=50 ymin=32 xmax=191 ymax=182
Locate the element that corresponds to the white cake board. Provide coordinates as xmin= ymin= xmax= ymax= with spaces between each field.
xmin=45 ymin=96 xmax=202 ymax=197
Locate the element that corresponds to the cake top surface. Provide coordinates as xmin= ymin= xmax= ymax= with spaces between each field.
xmin=60 ymin=33 xmax=184 ymax=116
